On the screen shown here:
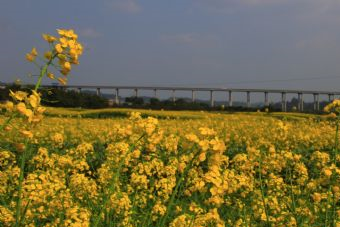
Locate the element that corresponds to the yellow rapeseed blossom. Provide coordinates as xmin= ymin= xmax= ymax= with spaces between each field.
xmin=4 ymin=27 xmax=340 ymax=227
xmin=47 ymin=72 xmax=55 ymax=79
xmin=1 ymin=110 xmax=340 ymax=226
xmin=324 ymin=99 xmax=340 ymax=114
xmin=25 ymin=48 xmax=38 ymax=62
xmin=42 ymin=34 xmax=57 ymax=43
xmin=57 ymin=77 xmax=67 ymax=85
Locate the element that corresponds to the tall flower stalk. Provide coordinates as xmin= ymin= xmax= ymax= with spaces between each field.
xmin=1 ymin=29 xmax=83 ymax=227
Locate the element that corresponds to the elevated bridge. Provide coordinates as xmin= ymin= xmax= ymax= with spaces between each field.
xmin=1 ymin=82 xmax=339 ymax=112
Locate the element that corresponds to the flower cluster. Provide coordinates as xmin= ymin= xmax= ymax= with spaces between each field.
xmin=2 ymin=28 xmax=340 ymax=227
xmin=7 ymin=90 xmax=45 ymax=124
xmin=324 ymin=99 xmax=340 ymax=115
xmin=1 ymin=110 xmax=340 ymax=226
xmin=26 ymin=29 xmax=83 ymax=85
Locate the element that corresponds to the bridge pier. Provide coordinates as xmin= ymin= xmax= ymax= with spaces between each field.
xmin=134 ymin=89 xmax=138 ymax=97
xmin=264 ymin=92 xmax=269 ymax=107
xmin=210 ymin=90 xmax=214 ymax=107
xmin=153 ymin=89 xmax=158 ymax=99
xmin=115 ymin=89 xmax=120 ymax=105
xmin=228 ymin=91 xmax=232 ymax=107
xmin=313 ymin=93 xmax=320 ymax=112
xmin=246 ymin=91 xmax=250 ymax=108
xmin=281 ymin=92 xmax=286 ymax=112
xmin=96 ymin=88 xmax=101 ymax=96
xmin=298 ymin=93 xmax=303 ymax=112
xmin=328 ymin=94 xmax=334 ymax=102
xmin=192 ymin=90 xmax=195 ymax=103
xmin=172 ymin=90 xmax=176 ymax=103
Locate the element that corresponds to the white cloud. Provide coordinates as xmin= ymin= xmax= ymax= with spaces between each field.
xmin=79 ymin=28 xmax=102 ymax=38
xmin=108 ymin=0 xmax=141 ymax=13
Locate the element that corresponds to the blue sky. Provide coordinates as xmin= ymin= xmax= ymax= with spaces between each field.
xmin=1 ymin=0 xmax=340 ymax=91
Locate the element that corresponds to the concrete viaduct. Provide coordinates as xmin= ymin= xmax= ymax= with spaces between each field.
xmin=1 ymin=83 xmax=339 ymax=112
xmin=43 ymin=85 xmax=340 ymax=112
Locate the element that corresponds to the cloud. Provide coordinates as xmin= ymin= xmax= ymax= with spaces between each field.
xmin=160 ymin=33 xmax=219 ymax=47
xmin=107 ymin=0 xmax=141 ymax=13
xmin=79 ymin=28 xmax=102 ymax=39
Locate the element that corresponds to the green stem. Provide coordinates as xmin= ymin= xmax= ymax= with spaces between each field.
xmin=288 ymin=167 xmax=299 ymax=227
xmin=158 ymin=150 xmax=201 ymax=227
xmin=331 ymin=193 xmax=337 ymax=227
xmin=15 ymin=150 xmax=27 ymax=227
xmin=34 ymin=64 xmax=48 ymax=91
xmin=34 ymin=54 xmax=57 ymax=91
xmin=92 ymin=134 xmax=145 ymax=227
xmin=0 ymin=114 xmax=16 ymax=132
xmin=259 ymin=161 xmax=270 ymax=227
xmin=243 ymin=205 xmax=248 ymax=227
xmin=325 ymin=190 xmax=331 ymax=227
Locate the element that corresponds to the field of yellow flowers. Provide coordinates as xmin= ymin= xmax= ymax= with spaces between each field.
xmin=1 ymin=108 xmax=340 ymax=227
xmin=1 ymin=28 xmax=340 ymax=227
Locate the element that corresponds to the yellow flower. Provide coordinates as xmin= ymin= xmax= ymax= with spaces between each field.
xmin=44 ymin=51 xmax=52 ymax=60
xmin=26 ymin=53 xmax=35 ymax=62
xmin=60 ymin=68 xmax=70 ymax=76
xmin=55 ymin=43 xmax=63 ymax=54
xmin=24 ymin=108 xmax=33 ymax=119
xmin=59 ymin=37 xmax=68 ymax=48
xmin=70 ymin=57 xmax=79 ymax=65
xmin=58 ymin=77 xmax=67 ymax=85
xmin=47 ymin=72 xmax=55 ymax=79
xmin=10 ymin=90 xmax=28 ymax=101
xmin=69 ymin=48 xmax=77 ymax=57
xmin=25 ymin=47 xmax=38 ymax=62
xmin=37 ymin=106 xmax=46 ymax=114
xmin=20 ymin=130 xmax=33 ymax=139
xmin=31 ymin=47 xmax=38 ymax=56
xmin=68 ymin=39 xmax=76 ymax=49
xmin=198 ymin=152 xmax=206 ymax=162
xmin=5 ymin=101 xmax=14 ymax=111
xmin=16 ymin=102 xmax=27 ymax=114
xmin=57 ymin=29 xmax=67 ymax=36
xmin=0 ymin=205 xmax=15 ymax=224
xmin=42 ymin=34 xmax=57 ymax=43
xmin=29 ymin=96 xmax=38 ymax=108
xmin=28 ymin=93 xmax=40 ymax=108
xmin=63 ymin=62 xmax=71 ymax=71
xmin=75 ymin=43 xmax=83 ymax=54
xmin=312 ymin=192 xmax=322 ymax=203
xmin=323 ymin=168 xmax=332 ymax=177
xmin=65 ymin=29 xmax=77 ymax=39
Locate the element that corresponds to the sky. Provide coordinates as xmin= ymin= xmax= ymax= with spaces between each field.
xmin=1 ymin=0 xmax=340 ymax=92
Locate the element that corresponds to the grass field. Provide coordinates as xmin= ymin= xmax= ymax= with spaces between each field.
xmin=1 ymin=107 xmax=340 ymax=227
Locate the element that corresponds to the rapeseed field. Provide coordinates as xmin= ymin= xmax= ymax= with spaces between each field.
xmin=1 ymin=29 xmax=340 ymax=227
